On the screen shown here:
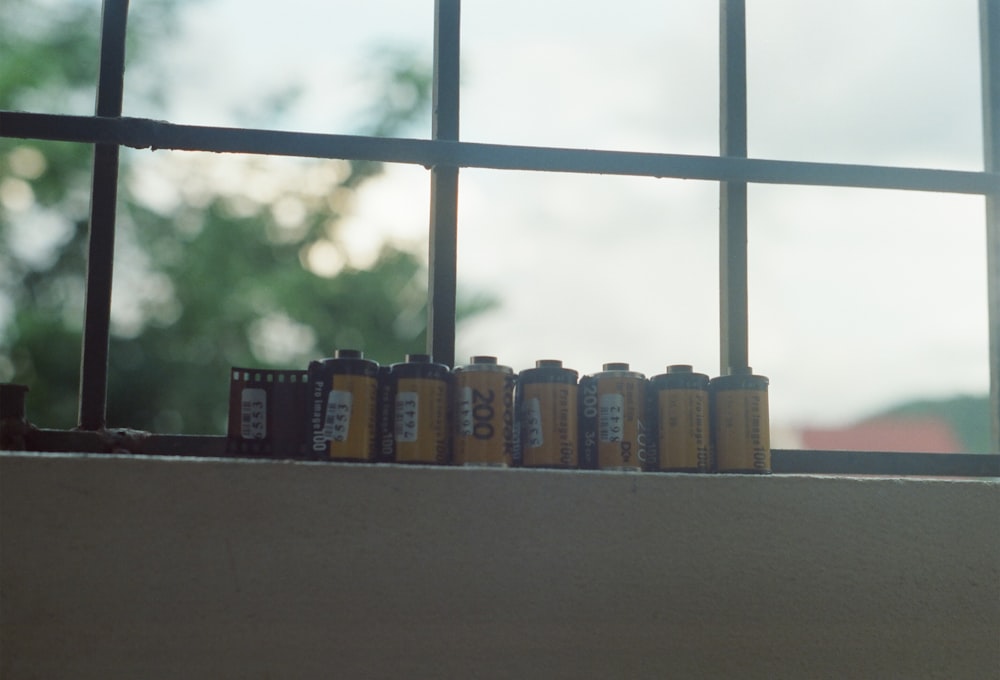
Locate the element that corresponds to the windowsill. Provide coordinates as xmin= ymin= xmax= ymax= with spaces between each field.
xmin=1 ymin=452 xmax=997 ymax=678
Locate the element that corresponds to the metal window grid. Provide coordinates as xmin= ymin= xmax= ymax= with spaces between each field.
xmin=2 ymin=0 xmax=998 ymax=476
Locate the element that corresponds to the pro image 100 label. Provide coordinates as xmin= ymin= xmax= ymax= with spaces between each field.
xmin=650 ymin=365 xmax=712 ymax=472
xmin=324 ymin=372 xmax=378 ymax=461
xmin=710 ymin=369 xmax=770 ymax=474
xmin=392 ymin=354 xmax=451 ymax=464
xmin=517 ymin=360 xmax=578 ymax=468
xmin=309 ymin=350 xmax=379 ymax=462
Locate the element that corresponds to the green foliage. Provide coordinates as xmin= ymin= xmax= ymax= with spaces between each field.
xmin=1 ymin=1 xmax=496 ymax=433
xmin=0 ymin=4 xmax=97 ymax=110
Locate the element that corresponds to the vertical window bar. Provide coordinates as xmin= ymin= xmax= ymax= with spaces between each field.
xmin=981 ymin=0 xmax=1000 ymax=452
xmin=78 ymin=0 xmax=129 ymax=430
xmin=719 ymin=0 xmax=749 ymax=374
xmin=427 ymin=0 xmax=461 ymax=368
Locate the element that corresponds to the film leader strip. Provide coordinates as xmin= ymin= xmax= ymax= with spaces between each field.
xmin=227 ymin=368 xmax=309 ymax=458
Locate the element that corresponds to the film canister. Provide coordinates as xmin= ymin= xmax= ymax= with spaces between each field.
xmin=650 ymin=365 xmax=712 ymax=472
xmin=591 ymin=362 xmax=648 ymax=471
xmin=391 ymin=353 xmax=452 ymax=465
xmin=309 ymin=349 xmax=379 ymax=462
xmin=517 ymin=359 xmax=579 ymax=468
xmin=453 ymin=356 xmax=515 ymax=466
xmin=710 ymin=367 xmax=771 ymax=474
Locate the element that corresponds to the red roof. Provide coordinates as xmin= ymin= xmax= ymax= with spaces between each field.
xmin=800 ymin=416 xmax=962 ymax=453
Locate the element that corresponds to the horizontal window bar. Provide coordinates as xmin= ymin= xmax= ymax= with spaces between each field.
xmin=771 ymin=449 xmax=1000 ymax=478
xmin=3 ymin=111 xmax=997 ymax=195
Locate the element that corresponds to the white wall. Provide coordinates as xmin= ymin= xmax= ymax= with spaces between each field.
xmin=1 ymin=452 xmax=997 ymax=679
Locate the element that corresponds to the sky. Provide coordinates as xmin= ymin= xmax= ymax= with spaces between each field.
xmin=126 ymin=0 xmax=990 ymax=429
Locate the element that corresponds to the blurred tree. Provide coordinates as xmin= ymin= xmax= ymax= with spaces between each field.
xmin=1 ymin=1 xmax=495 ymax=433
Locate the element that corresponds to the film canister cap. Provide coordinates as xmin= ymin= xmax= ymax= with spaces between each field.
xmin=405 ymin=353 xmax=432 ymax=363
xmin=471 ymin=355 xmax=498 ymax=365
xmin=667 ymin=364 xmax=693 ymax=374
xmin=535 ymin=359 xmax=563 ymax=368
xmin=602 ymin=362 xmax=630 ymax=371
xmin=335 ymin=349 xmax=364 ymax=359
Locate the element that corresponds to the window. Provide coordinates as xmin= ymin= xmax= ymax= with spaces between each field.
xmin=2 ymin=0 xmax=997 ymax=475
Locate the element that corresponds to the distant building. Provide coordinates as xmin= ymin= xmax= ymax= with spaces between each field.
xmin=781 ymin=416 xmax=963 ymax=453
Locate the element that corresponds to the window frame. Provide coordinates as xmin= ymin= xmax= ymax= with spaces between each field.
xmin=1 ymin=0 xmax=998 ymax=475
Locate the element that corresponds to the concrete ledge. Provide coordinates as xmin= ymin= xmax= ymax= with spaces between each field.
xmin=1 ymin=453 xmax=998 ymax=679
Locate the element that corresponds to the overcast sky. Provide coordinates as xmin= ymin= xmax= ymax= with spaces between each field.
xmin=122 ymin=0 xmax=989 ymax=429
